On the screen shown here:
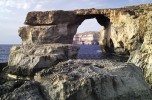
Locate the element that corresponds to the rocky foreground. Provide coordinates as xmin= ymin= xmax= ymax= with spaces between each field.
xmin=0 ymin=3 xmax=152 ymax=100
xmin=1 ymin=59 xmax=152 ymax=100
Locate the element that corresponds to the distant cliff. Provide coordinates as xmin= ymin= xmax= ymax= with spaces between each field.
xmin=73 ymin=31 xmax=100 ymax=44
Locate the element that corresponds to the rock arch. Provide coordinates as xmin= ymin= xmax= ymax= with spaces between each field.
xmin=19 ymin=5 xmax=151 ymax=54
xmin=19 ymin=10 xmax=113 ymax=53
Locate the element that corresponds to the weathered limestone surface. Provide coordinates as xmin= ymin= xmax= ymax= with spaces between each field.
xmin=6 ymin=44 xmax=79 ymax=76
xmin=100 ymin=4 xmax=152 ymax=54
xmin=34 ymin=60 xmax=152 ymax=100
xmin=128 ymin=30 xmax=152 ymax=87
xmin=127 ymin=4 xmax=152 ymax=86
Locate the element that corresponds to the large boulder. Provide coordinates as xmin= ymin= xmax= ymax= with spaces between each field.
xmin=5 ymin=44 xmax=79 ymax=76
xmin=34 ymin=60 xmax=152 ymax=100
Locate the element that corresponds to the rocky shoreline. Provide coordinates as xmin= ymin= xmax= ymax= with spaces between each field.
xmin=0 ymin=3 xmax=152 ymax=100
xmin=1 ymin=58 xmax=152 ymax=100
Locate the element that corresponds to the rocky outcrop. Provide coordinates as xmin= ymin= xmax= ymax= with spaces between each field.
xmin=126 ymin=4 xmax=152 ymax=87
xmin=0 ymin=77 xmax=45 ymax=100
xmin=1 ymin=59 xmax=152 ymax=100
xmin=34 ymin=60 xmax=152 ymax=100
xmin=128 ymin=30 xmax=152 ymax=87
xmin=100 ymin=4 xmax=152 ymax=54
xmin=5 ymin=44 xmax=79 ymax=76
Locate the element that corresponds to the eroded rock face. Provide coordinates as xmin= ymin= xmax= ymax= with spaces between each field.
xmin=25 ymin=11 xmax=77 ymax=25
xmin=99 ymin=4 xmax=152 ymax=54
xmin=128 ymin=29 xmax=152 ymax=87
xmin=19 ymin=24 xmax=79 ymax=45
xmin=6 ymin=44 xmax=79 ymax=76
xmin=34 ymin=60 xmax=152 ymax=100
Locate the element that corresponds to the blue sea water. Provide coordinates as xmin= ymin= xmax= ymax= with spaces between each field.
xmin=75 ymin=44 xmax=102 ymax=59
xmin=0 ymin=45 xmax=13 ymax=63
xmin=0 ymin=44 xmax=102 ymax=63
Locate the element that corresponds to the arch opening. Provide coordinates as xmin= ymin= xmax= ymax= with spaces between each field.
xmin=69 ymin=14 xmax=113 ymax=59
xmin=73 ymin=18 xmax=102 ymax=59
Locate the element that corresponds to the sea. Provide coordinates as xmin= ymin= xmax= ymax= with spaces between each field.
xmin=0 ymin=44 xmax=102 ymax=63
xmin=0 ymin=45 xmax=13 ymax=63
xmin=0 ymin=44 xmax=128 ymax=63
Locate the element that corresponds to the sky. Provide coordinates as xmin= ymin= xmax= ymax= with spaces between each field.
xmin=0 ymin=0 xmax=151 ymax=44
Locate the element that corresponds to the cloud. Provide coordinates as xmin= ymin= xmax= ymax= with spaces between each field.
xmin=0 ymin=7 xmax=11 ymax=13
xmin=17 ymin=2 xmax=30 ymax=10
xmin=33 ymin=4 xmax=42 ymax=10
xmin=0 ymin=0 xmax=31 ymax=10
xmin=0 ymin=0 xmax=5 ymax=6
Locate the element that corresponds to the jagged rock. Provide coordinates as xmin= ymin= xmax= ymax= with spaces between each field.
xmin=6 ymin=44 xmax=79 ymax=76
xmin=0 ymin=80 xmax=45 ymax=100
xmin=128 ymin=28 xmax=152 ymax=87
xmin=34 ymin=60 xmax=152 ymax=100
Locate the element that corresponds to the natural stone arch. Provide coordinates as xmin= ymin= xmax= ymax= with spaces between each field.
xmin=69 ymin=14 xmax=110 ymax=37
xmin=20 ymin=11 xmax=113 ymax=53
xmin=21 ymin=8 xmax=149 ymax=54
xmin=67 ymin=14 xmax=112 ymax=52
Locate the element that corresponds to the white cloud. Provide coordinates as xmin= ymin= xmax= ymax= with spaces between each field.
xmin=0 ymin=0 xmax=31 ymax=10
xmin=33 ymin=4 xmax=42 ymax=10
xmin=0 ymin=0 xmax=5 ymax=6
xmin=5 ymin=0 xmax=15 ymax=7
xmin=0 ymin=7 xmax=11 ymax=13
xmin=17 ymin=2 xmax=30 ymax=10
